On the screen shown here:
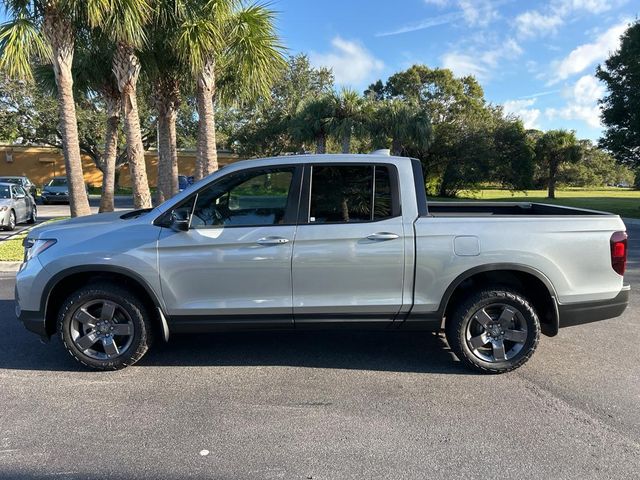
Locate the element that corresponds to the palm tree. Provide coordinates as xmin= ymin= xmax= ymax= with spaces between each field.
xmin=177 ymin=0 xmax=286 ymax=180
xmin=368 ymin=100 xmax=432 ymax=156
xmin=0 ymin=1 xmax=108 ymax=217
xmin=535 ymin=129 xmax=582 ymax=198
xmin=35 ymin=30 xmax=122 ymax=213
xmin=291 ymin=95 xmax=334 ymax=154
xmin=330 ymin=88 xmax=363 ymax=153
xmin=143 ymin=1 xmax=185 ymax=204
xmin=104 ymin=0 xmax=153 ymax=209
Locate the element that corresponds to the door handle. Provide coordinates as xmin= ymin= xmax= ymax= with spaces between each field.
xmin=366 ymin=232 xmax=400 ymax=241
xmin=257 ymin=236 xmax=290 ymax=245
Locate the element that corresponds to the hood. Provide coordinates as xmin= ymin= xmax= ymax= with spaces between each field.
xmin=0 ymin=198 xmax=12 ymax=206
xmin=43 ymin=185 xmax=68 ymax=193
xmin=29 ymin=210 xmax=146 ymax=239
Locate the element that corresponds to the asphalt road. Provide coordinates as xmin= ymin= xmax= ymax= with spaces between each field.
xmin=0 ymin=225 xmax=639 ymax=479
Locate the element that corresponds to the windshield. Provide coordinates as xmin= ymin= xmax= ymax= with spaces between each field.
xmin=0 ymin=177 xmax=20 ymax=185
xmin=48 ymin=178 xmax=67 ymax=187
xmin=0 ymin=185 xmax=10 ymax=199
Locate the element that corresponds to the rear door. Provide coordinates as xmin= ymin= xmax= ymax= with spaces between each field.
xmin=292 ymin=163 xmax=405 ymax=326
xmin=11 ymin=186 xmax=28 ymax=222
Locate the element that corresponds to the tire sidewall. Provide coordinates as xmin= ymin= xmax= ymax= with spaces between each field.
xmin=58 ymin=285 xmax=150 ymax=370
xmin=448 ymin=290 xmax=540 ymax=373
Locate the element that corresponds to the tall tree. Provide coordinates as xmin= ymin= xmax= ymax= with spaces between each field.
xmin=0 ymin=0 xmax=108 ymax=216
xmin=330 ymin=88 xmax=363 ymax=153
xmin=291 ymin=95 xmax=334 ymax=153
xmin=231 ymin=54 xmax=334 ymax=157
xmin=368 ymin=99 xmax=431 ymax=156
xmin=144 ymin=0 xmax=185 ymax=204
xmin=535 ymin=130 xmax=582 ymax=198
xmin=596 ymin=20 xmax=640 ymax=186
xmin=72 ymin=32 xmax=122 ymax=212
xmin=177 ymin=0 xmax=286 ymax=180
xmin=105 ymin=0 xmax=153 ymax=209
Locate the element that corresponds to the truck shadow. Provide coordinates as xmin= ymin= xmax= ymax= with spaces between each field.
xmin=1 ymin=299 xmax=466 ymax=374
xmin=141 ymin=329 xmax=468 ymax=374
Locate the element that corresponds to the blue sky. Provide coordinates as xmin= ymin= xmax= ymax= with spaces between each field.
xmin=1 ymin=1 xmax=636 ymax=140
xmin=276 ymin=0 xmax=639 ymax=140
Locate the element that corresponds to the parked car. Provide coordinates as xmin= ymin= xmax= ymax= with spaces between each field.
xmin=178 ymin=175 xmax=192 ymax=192
xmin=15 ymin=153 xmax=629 ymax=372
xmin=41 ymin=177 xmax=69 ymax=204
xmin=0 ymin=182 xmax=37 ymax=231
xmin=0 ymin=176 xmax=37 ymax=197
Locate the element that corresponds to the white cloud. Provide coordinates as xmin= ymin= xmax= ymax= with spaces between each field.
xmin=442 ymin=52 xmax=489 ymax=79
xmin=552 ymin=21 xmax=627 ymax=82
xmin=516 ymin=11 xmax=563 ymax=38
xmin=515 ymin=0 xmax=624 ymax=39
xmin=503 ymin=99 xmax=542 ymax=129
xmin=556 ymin=0 xmax=615 ymax=15
xmin=379 ymin=0 xmax=509 ymax=36
xmin=441 ymin=37 xmax=522 ymax=81
xmin=310 ymin=37 xmax=384 ymax=86
xmin=459 ymin=0 xmax=501 ymax=27
xmin=545 ymin=74 xmax=605 ymax=128
xmin=424 ymin=0 xmax=449 ymax=6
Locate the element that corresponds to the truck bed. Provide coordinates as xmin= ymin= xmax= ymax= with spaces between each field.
xmin=426 ymin=201 xmax=613 ymax=217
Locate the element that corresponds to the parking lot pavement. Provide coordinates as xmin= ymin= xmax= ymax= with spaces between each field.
xmin=0 ymin=227 xmax=638 ymax=479
xmin=0 ymin=196 xmax=134 ymax=241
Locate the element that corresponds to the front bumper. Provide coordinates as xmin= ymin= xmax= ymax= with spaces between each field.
xmin=558 ymin=285 xmax=630 ymax=328
xmin=41 ymin=193 xmax=69 ymax=202
xmin=15 ymin=284 xmax=48 ymax=338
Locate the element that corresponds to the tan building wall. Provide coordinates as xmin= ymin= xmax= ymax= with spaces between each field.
xmin=0 ymin=145 xmax=239 ymax=188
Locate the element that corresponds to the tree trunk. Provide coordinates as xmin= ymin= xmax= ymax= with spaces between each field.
xmin=316 ymin=135 xmax=326 ymax=154
xmin=43 ymin=11 xmax=91 ymax=217
xmin=99 ymin=92 xmax=121 ymax=213
xmin=196 ymin=59 xmax=218 ymax=181
xmin=113 ymin=43 xmax=152 ymax=209
xmin=341 ymin=132 xmax=351 ymax=154
xmin=391 ymin=137 xmax=402 ymax=156
xmin=154 ymin=78 xmax=180 ymax=204
xmin=548 ymin=160 xmax=558 ymax=198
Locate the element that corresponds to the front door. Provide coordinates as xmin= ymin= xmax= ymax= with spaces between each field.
xmin=157 ymin=165 xmax=302 ymax=329
xmin=292 ymin=163 xmax=406 ymax=326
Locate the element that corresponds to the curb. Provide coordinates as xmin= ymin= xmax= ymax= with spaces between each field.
xmin=0 ymin=261 xmax=21 ymax=273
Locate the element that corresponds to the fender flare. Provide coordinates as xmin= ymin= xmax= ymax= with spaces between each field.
xmin=41 ymin=265 xmax=170 ymax=340
xmin=436 ymin=263 xmax=559 ymax=336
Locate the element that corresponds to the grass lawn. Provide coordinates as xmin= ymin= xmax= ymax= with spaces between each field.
xmin=0 ymin=231 xmax=27 ymax=262
xmin=439 ymin=188 xmax=640 ymax=218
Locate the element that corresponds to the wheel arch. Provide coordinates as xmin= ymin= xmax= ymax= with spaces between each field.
xmin=42 ymin=265 xmax=168 ymax=340
xmin=439 ymin=264 xmax=559 ymax=336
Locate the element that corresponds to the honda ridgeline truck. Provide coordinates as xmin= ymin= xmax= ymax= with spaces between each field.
xmin=15 ymin=153 xmax=630 ymax=373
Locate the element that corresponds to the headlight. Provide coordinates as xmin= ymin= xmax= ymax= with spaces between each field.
xmin=23 ymin=238 xmax=56 ymax=262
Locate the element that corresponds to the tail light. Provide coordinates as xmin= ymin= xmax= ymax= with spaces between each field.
xmin=610 ymin=231 xmax=627 ymax=276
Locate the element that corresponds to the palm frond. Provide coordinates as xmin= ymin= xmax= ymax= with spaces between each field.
xmin=219 ymin=2 xmax=286 ymax=103
xmin=102 ymin=0 xmax=153 ymax=47
xmin=0 ymin=14 xmax=50 ymax=79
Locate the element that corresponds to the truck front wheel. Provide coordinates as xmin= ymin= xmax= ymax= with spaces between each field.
xmin=445 ymin=288 xmax=540 ymax=374
xmin=57 ymin=282 xmax=154 ymax=370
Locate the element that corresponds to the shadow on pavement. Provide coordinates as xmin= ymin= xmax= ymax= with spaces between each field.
xmin=1 ymin=299 xmax=466 ymax=374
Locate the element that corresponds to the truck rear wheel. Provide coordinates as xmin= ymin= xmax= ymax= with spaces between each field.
xmin=445 ymin=288 xmax=540 ymax=374
xmin=57 ymin=282 xmax=154 ymax=370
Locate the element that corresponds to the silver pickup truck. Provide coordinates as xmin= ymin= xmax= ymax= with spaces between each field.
xmin=15 ymin=153 xmax=630 ymax=373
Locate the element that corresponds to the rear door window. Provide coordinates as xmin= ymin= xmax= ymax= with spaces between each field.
xmin=308 ymin=165 xmax=397 ymax=223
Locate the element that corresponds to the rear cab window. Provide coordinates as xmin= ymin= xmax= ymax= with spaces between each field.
xmin=307 ymin=164 xmax=400 ymax=224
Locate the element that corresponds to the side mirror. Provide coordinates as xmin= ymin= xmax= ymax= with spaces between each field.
xmin=170 ymin=210 xmax=190 ymax=232
xmin=16 ymin=193 xmax=25 ymax=199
